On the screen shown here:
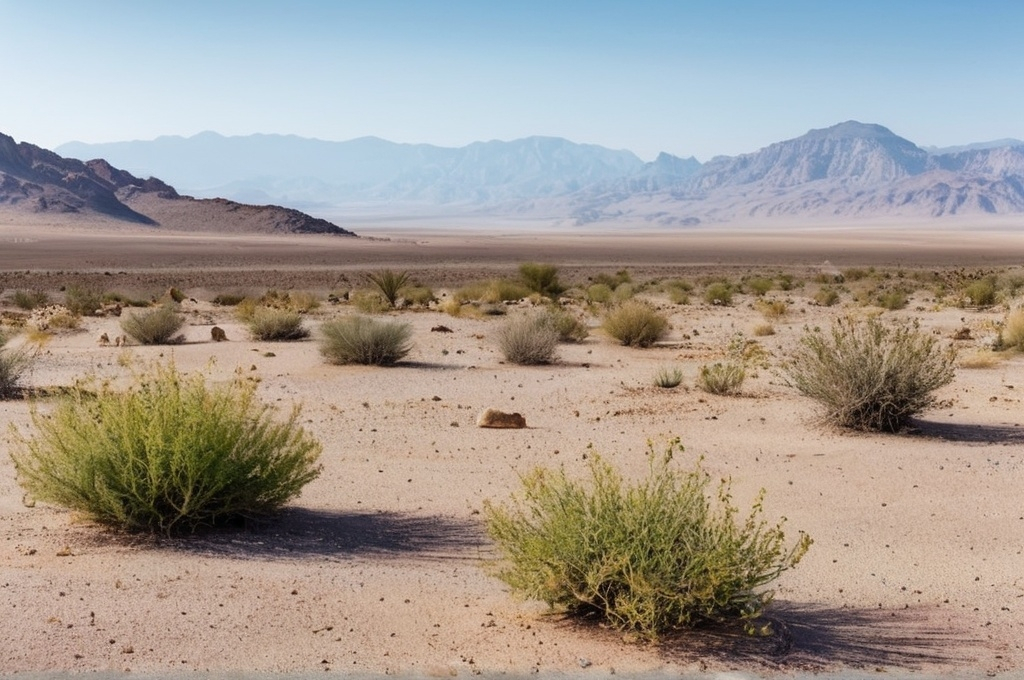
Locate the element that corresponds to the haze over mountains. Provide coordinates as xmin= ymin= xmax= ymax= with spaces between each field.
xmin=52 ymin=121 xmax=1024 ymax=226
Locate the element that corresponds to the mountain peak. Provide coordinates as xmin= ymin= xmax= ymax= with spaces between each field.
xmin=803 ymin=120 xmax=900 ymax=141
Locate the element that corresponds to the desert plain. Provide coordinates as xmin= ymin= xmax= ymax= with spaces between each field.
xmin=1 ymin=216 xmax=1023 ymax=678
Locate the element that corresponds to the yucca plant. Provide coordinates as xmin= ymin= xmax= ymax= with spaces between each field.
xmin=11 ymin=363 xmax=322 ymax=535
xmin=367 ymin=270 xmax=410 ymax=308
xmin=485 ymin=439 xmax=811 ymax=640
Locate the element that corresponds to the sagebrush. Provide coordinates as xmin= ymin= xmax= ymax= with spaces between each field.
xmin=320 ymin=315 xmax=413 ymax=365
xmin=247 ymin=307 xmax=310 ymax=341
xmin=120 ymin=305 xmax=185 ymax=345
xmin=11 ymin=363 xmax=322 ymax=534
xmin=602 ymin=300 xmax=668 ymax=347
xmin=484 ymin=439 xmax=811 ymax=640
xmin=496 ymin=312 xmax=560 ymax=365
xmin=786 ymin=316 xmax=956 ymax=432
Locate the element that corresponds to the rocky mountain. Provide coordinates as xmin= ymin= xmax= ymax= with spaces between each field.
xmin=0 ymin=133 xmax=355 ymax=235
xmin=53 ymin=123 xmax=1024 ymax=225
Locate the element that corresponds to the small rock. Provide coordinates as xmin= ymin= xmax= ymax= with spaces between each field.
xmin=477 ymin=408 xmax=526 ymax=429
xmin=431 ymin=325 xmax=454 ymax=333
xmin=211 ymin=326 xmax=227 ymax=342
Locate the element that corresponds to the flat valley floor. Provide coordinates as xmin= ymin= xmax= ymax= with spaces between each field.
xmin=1 ymin=218 xmax=1023 ymax=678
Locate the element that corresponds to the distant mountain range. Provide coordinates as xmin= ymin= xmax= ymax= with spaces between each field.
xmin=0 ymin=132 xmax=355 ymax=235
xmin=51 ymin=122 xmax=1024 ymax=225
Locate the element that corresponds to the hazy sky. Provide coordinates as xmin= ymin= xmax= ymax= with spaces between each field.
xmin=3 ymin=0 xmax=1023 ymax=161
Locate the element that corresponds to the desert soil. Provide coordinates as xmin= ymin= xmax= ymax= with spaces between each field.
xmin=1 ymin=219 xmax=1023 ymax=678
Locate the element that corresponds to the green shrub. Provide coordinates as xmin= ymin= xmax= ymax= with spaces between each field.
xmin=120 ymin=305 xmax=185 ymax=345
xmin=350 ymin=290 xmax=391 ymax=314
xmin=876 ymin=289 xmax=908 ymax=311
xmin=496 ymin=312 xmax=560 ymax=365
xmin=212 ymin=292 xmax=248 ymax=307
xmin=776 ymin=274 xmax=800 ymax=291
xmin=653 ymin=365 xmax=684 ymax=389
xmin=247 ymin=307 xmax=310 ymax=341
xmin=12 ymin=290 xmax=50 ymax=310
xmin=745 ymin=277 xmax=773 ymax=297
xmin=519 ymin=263 xmax=563 ymax=297
xmin=962 ymin=278 xmax=997 ymax=307
xmin=64 ymin=285 xmax=104 ymax=317
xmin=786 ymin=317 xmax=956 ymax=432
xmin=367 ymin=270 xmax=410 ymax=308
xmin=10 ymin=363 xmax=322 ymax=535
xmin=0 ymin=346 xmax=32 ymax=399
xmin=484 ymin=439 xmax=811 ymax=640
xmin=320 ymin=316 xmax=413 ymax=366
xmin=586 ymin=283 xmax=614 ymax=304
xmin=455 ymin=279 xmax=532 ymax=304
xmin=703 ymin=282 xmax=734 ymax=306
xmin=541 ymin=306 xmax=589 ymax=343
xmin=697 ymin=362 xmax=746 ymax=395
xmin=591 ymin=270 xmax=632 ymax=290
xmin=602 ymin=300 xmax=668 ymax=347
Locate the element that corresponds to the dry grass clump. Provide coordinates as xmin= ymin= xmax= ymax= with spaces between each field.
xmin=484 ymin=439 xmax=812 ymax=640
xmin=541 ymin=306 xmax=589 ymax=343
xmin=813 ymin=287 xmax=841 ymax=307
xmin=349 ymin=290 xmax=391 ymax=314
xmin=0 ymin=346 xmax=32 ymax=399
xmin=602 ymin=300 xmax=668 ymax=347
xmin=999 ymin=308 xmax=1024 ymax=351
xmin=247 ymin=307 xmax=310 ymax=341
xmin=756 ymin=299 xmax=788 ymax=320
xmin=959 ymin=350 xmax=1003 ymax=369
xmin=786 ymin=317 xmax=956 ymax=432
xmin=399 ymin=285 xmax=436 ymax=307
xmin=320 ymin=316 xmax=413 ymax=366
xmin=653 ymin=365 xmax=684 ymax=389
xmin=11 ymin=363 xmax=322 ymax=535
xmin=752 ymin=323 xmax=775 ymax=337
xmin=697 ymin=362 xmax=746 ymax=395
xmin=212 ymin=292 xmax=248 ymax=307
xmin=120 ymin=305 xmax=185 ymax=345
xmin=456 ymin=279 xmax=533 ymax=304
xmin=875 ymin=287 xmax=909 ymax=311
xmin=496 ymin=312 xmax=560 ymax=365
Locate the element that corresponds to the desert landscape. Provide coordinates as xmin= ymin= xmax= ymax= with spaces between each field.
xmin=2 ymin=219 xmax=1023 ymax=678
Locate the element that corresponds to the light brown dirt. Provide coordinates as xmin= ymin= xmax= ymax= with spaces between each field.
xmin=1 ymin=218 xmax=1023 ymax=676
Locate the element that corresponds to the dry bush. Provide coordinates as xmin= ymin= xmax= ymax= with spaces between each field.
xmin=484 ymin=439 xmax=811 ymax=640
xmin=813 ymin=287 xmax=841 ymax=307
xmin=11 ymin=290 xmax=50 ymax=310
xmin=752 ymin=323 xmax=775 ymax=337
xmin=350 ymin=290 xmax=391 ymax=314
xmin=786 ymin=317 xmax=956 ymax=432
xmin=320 ymin=316 xmax=413 ymax=366
xmin=959 ymin=350 xmax=1002 ymax=369
xmin=120 ymin=305 xmax=185 ymax=345
xmin=653 ymin=365 xmax=684 ymax=388
xmin=247 ymin=307 xmax=310 ymax=341
xmin=697 ymin=362 xmax=746 ymax=395
xmin=602 ymin=300 xmax=668 ymax=347
xmin=757 ymin=299 xmax=788 ymax=320
xmin=496 ymin=312 xmax=560 ymax=365
xmin=1000 ymin=308 xmax=1024 ymax=350
xmin=540 ymin=306 xmax=589 ymax=343
xmin=745 ymin=277 xmax=773 ymax=297
xmin=0 ymin=346 xmax=32 ymax=399
xmin=64 ymin=285 xmax=104 ymax=317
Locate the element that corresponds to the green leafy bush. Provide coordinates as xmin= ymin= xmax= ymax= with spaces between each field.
xmin=541 ymin=306 xmax=589 ymax=343
xmin=586 ymin=283 xmax=614 ymax=304
xmin=745 ymin=277 xmax=773 ymax=297
xmin=11 ymin=363 xmax=322 ymax=534
xmin=247 ymin=307 xmax=310 ymax=341
xmin=786 ymin=317 xmax=956 ymax=432
xmin=64 ymin=285 xmax=104 ymax=317
xmin=703 ymin=282 xmax=734 ymax=306
xmin=962 ymin=278 xmax=997 ymax=307
xmin=484 ymin=439 xmax=811 ymax=640
xmin=697 ymin=362 xmax=746 ymax=395
xmin=320 ymin=316 xmax=413 ymax=366
xmin=367 ymin=270 xmax=410 ymax=308
xmin=12 ymin=290 xmax=50 ymax=310
xmin=496 ymin=312 xmax=560 ymax=365
xmin=120 ymin=305 xmax=185 ymax=345
xmin=519 ymin=263 xmax=563 ymax=297
xmin=602 ymin=300 xmax=668 ymax=347
xmin=876 ymin=288 xmax=908 ymax=311
xmin=0 ymin=346 xmax=32 ymax=399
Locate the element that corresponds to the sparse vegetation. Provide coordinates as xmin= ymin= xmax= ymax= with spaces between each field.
xmin=455 ymin=279 xmax=532 ymax=304
xmin=350 ymin=290 xmax=391 ymax=314
xmin=745 ymin=277 xmax=773 ymax=297
xmin=11 ymin=290 xmax=50 ymax=310
xmin=518 ymin=263 xmax=563 ymax=298
xmin=752 ymin=323 xmax=775 ymax=337
xmin=876 ymin=288 xmax=908 ymax=311
xmin=602 ymin=300 xmax=668 ymax=347
xmin=120 ymin=305 xmax=185 ymax=345
xmin=496 ymin=312 xmax=560 ymax=365
xmin=63 ymin=285 xmax=104 ymax=317
xmin=1000 ymin=308 xmax=1024 ymax=351
xmin=11 ymin=363 xmax=322 ymax=535
xmin=246 ymin=307 xmax=310 ymax=341
xmin=320 ymin=316 xmax=413 ymax=366
xmin=703 ymin=282 xmax=734 ymax=306
xmin=697 ymin=361 xmax=746 ymax=395
xmin=540 ymin=306 xmax=589 ymax=343
xmin=484 ymin=439 xmax=812 ymax=640
xmin=813 ymin=287 xmax=841 ymax=307
xmin=653 ymin=365 xmax=684 ymax=389
xmin=0 ymin=346 xmax=32 ymax=399
xmin=756 ymin=299 xmax=788 ymax=320
xmin=786 ymin=317 xmax=957 ymax=432
xmin=962 ymin=277 xmax=997 ymax=307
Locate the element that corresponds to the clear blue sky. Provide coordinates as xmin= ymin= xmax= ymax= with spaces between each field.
xmin=3 ymin=0 xmax=1022 ymax=161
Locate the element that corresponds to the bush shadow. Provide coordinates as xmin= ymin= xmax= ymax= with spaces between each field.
xmin=910 ymin=418 xmax=1024 ymax=445
xmin=163 ymin=508 xmax=491 ymax=562
xmin=655 ymin=601 xmax=977 ymax=672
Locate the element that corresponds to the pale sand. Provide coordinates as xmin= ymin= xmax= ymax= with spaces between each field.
xmin=1 ymin=221 xmax=1023 ymax=677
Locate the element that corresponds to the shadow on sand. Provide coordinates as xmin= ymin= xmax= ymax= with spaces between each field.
xmin=654 ymin=600 xmax=977 ymax=672
xmin=910 ymin=418 xmax=1024 ymax=445
xmin=160 ymin=508 xmax=490 ymax=562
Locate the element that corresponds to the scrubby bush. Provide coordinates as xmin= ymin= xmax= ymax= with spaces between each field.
xmin=120 ymin=305 xmax=185 ymax=345
xmin=586 ymin=283 xmax=614 ymax=304
xmin=752 ymin=323 xmax=775 ymax=337
xmin=591 ymin=270 xmax=632 ymax=290
xmin=64 ymin=285 xmax=104 ymax=316
xmin=484 ymin=439 xmax=811 ymax=640
xmin=745 ymin=277 xmax=773 ymax=297
xmin=962 ymin=278 xmax=997 ymax=307
xmin=12 ymin=290 xmax=50 ymax=310
xmin=496 ymin=312 xmax=560 ymax=365
xmin=1000 ymin=308 xmax=1024 ymax=351
xmin=212 ymin=292 xmax=248 ymax=307
xmin=703 ymin=282 xmax=734 ymax=306
xmin=247 ymin=307 xmax=310 ymax=341
xmin=0 ymin=346 xmax=32 ymax=399
xmin=653 ymin=365 xmax=684 ymax=389
xmin=541 ymin=306 xmax=589 ymax=343
xmin=10 ymin=363 xmax=322 ymax=534
xmin=602 ymin=300 xmax=668 ymax=347
xmin=756 ymin=299 xmax=788 ymax=320
xmin=697 ymin=362 xmax=746 ymax=395
xmin=813 ymin=287 xmax=840 ymax=307
xmin=320 ymin=316 xmax=413 ymax=366
xmin=350 ymin=290 xmax=391 ymax=314
xmin=367 ymin=270 xmax=410 ymax=308
xmin=399 ymin=285 xmax=436 ymax=307
xmin=876 ymin=288 xmax=908 ymax=311
xmin=455 ymin=279 xmax=532 ymax=304
xmin=519 ymin=263 xmax=563 ymax=297
xmin=786 ymin=317 xmax=956 ymax=432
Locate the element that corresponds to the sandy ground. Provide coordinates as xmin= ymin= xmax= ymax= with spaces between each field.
xmin=1 ymin=219 xmax=1024 ymax=677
